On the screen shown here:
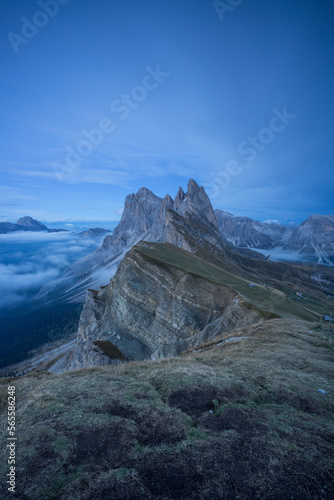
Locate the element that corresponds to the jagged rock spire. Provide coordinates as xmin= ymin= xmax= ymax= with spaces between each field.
xmin=173 ymin=179 xmax=219 ymax=230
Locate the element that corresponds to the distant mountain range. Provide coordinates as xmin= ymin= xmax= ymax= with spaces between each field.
xmin=0 ymin=216 xmax=65 ymax=234
xmin=215 ymin=211 xmax=334 ymax=265
xmin=0 ymin=217 xmax=111 ymax=240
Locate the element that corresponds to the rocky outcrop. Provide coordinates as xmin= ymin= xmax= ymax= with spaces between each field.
xmin=65 ymin=242 xmax=262 ymax=371
xmin=173 ymin=179 xmax=219 ymax=230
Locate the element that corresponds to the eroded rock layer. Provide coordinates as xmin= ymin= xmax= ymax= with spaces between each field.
xmin=66 ymin=242 xmax=261 ymax=371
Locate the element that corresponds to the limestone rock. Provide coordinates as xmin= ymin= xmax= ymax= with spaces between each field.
xmin=65 ymin=242 xmax=262 ymax=371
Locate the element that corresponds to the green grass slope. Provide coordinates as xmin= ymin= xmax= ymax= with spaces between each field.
xmin=137 ymin=243 xmax=321 ymax=322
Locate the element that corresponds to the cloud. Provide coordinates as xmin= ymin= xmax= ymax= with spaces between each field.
xmin=44 ymin=254 xmax=71 ymax=267
xmin=0 ymin=231 xmax=71 ymax=243
xmin=11 ymin=169 xmax=58 ymax=180
xmin=0 ymin=185 xmax=37 ymax=202
xmin=66 ymin=245 xmax=89 ymax=253
xmin=0 ymin=263 xmax=59 ymax=308
xmin=0 ymin=232 xmax=106 ymax=309
xmin=250 ymin=247 xmax=317 ymax=264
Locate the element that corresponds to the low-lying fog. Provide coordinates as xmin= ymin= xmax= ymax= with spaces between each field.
xmin=0 ymin=231 xmax=108 ymax=309
xmin=251 ymin=247 xmax=333 ymax=266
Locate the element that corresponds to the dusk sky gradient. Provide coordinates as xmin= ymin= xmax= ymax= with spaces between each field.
xmin=1 ymin=0 xmax=334 ymax=225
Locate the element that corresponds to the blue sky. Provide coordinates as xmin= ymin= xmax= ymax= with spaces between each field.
xmin=1 ymin=0 xmax=334 ymax=225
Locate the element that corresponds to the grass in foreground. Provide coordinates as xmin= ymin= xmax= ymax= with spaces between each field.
xmin=0 ymin=319 xmax=333 ymax=499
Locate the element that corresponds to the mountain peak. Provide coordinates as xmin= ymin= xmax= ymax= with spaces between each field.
xmin=173 ymin=179 xmax=219 ymax=230
xmin=302 ymin=214 xmax=334 ymax=224
xmin=17 ymin=216 xmax=38 ymax=224
xmin=187 ymin=178 xmax=200 ymax=193
xmin=175 ymin=186 xmax=185 ymax=204
xmin=136 ymin=186 xmax=156 ymax=198
xmin=163 ymin=193 xmax=173 ymax=203
xmin=299 ymin=214 xmax=334 ymax=235
xmin=161 ymin=194 xmax=174 ymax=210
xmin=16 ymin=216 xmax=48 ymax=231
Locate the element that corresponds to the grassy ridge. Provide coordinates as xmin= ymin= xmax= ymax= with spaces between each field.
xmin=137 ymin=243 xmax=319 ymax=322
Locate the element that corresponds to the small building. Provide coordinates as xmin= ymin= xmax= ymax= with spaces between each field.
xmin=248 ymin=283 xmax=255 ymax=287
xmin=296 ymin=291 xmax=303 ymax=297
xmin=322 ymin=315 xmax=333 ymax=323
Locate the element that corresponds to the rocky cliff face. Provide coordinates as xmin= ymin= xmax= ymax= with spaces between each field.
xmin=65 ymin=241 xmax=261 ymax=371
xmin=100 ymin=187 xmax=163 ymax=254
